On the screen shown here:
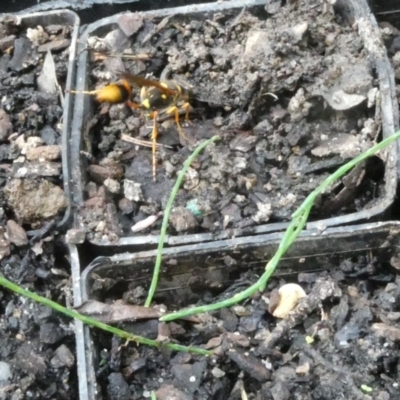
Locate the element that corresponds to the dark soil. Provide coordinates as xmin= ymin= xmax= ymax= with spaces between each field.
xmin=0 ymin=16 xmax=77 ymax=399
xmin=77 ymin=0 xmax=386 ymax=243
xmin=0 ymin=2 xmax=399 ymax=400
xmin=85 ymin=244 xmax=400 ymax=400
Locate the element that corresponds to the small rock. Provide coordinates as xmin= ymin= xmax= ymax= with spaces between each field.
xmin=290 ymin=21 xmax=308 ymax=43
xmin=26 ymin=26 xmax=49 ymax=46
xmin=15 ymin=136 xmax=43 ymax=154
xmin=0 ymin=227 xmax=10 ymax=260
xmin=36 ymin=92 xmax=59 ymax=108
xmin=9 ymin=37 xmax=36 ymax=72
xmin=371 ymin=323 xmax=400 ymax=341
xmin=253 ymin=119 xmax=273 ymax=136
xmin=35 ymin=267 xmax=51 ymax=280
xmin=229 ymin=132 xmax=257 ymax=152
xmin=183 ymin=167 xmax=199 ymax=190
xmin=169 ymin=206 xmax=198 ymax=232
xmin=15 ymin=344 xmax=46 ymax=376
xmin=376 ymin=391 xmax=390 ymax=400
xmin=265 ymin=0 xmax=281 ymax=14
xmin=107 ymin=372 xmax=130 ymax=400
xmin=118 ymin=198 xmax=134 ymax=214
xmin=0 ymin=35 xmax=15 ymax=52
xmin=12 ymin=161 xmax=62 ymax=178
xmin=171 ymin=361 xmax=206 ymax=393
xmin=205 ymin=336 xmax=222 ymax=350
xmin=104 ymin=178 xmax=120 ymax=194
xmin=118 ymin=13 xmax=144 ymax=37
xmin=25 ymin=145 xmax=61 ymax=161
xmin=220 ymin=308 xmax=238 ymax=332
xmin=298 ymin=272 xmax=318 ymax=283
xmin=51 ymin=345 xmax=75 ymax=368
xmin=0 ymin=361 xmax=12 ymax=382
xmin=295 ymin=362 xmax=310 ymax=375
xmin=211 ymin=367 xmax=225 ymax=378
xmin=221 ymin=203 xmax=242 ymax=226
xmin=40 ymin=125 xmax=58 ymax=145
xmin=226 ymin=332 xmax=251 ymax=348
xmin=252 ymin=202 xmax=272 ymax=223
xmin=65 ymin=228 xmax=86 ymax=244
xmin=122 ymin=358 xmax=146 ymax=378
xmin=39 ymin=322 xmax=65 ymax=344
xmin=123 ymin=180 xmax=144 ymax=202
xmin=0 ymin=109 xmax=13 ymax=142
xmin=226 ymin=110 xmax=251 ymax=130
xmin=240 ymin=313 xmax=263 ymax=333
xmin=6 ymin=220 xmax=28 ymax=246
xmin=233 ymin=306 xmax=251 ymax=317
xmin=5 ymin=179 xmax=68 ymax=223
xmin=270 ymin=380 xmax=290 ymax=400
xmin=155 ymin=384 xmax=192 ymax=400
xmin=288 ymin=88 xmax=312 ymax=122
xmin=321 ymin=89 xmax=366 ymax=111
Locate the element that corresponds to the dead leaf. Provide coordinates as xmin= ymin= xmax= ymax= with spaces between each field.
xmin=75 ymin=300 xmax=165 ymax=324
xmin=321 ymin=88 xmax=366 ymax=111
xmin=311 ymin=133 xmax=361 ymax=159
xmin=37 ymin=50 xmax=58 ymax=95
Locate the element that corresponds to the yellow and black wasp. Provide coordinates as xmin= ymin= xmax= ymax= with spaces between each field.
xmin=70 ymin=73 xmax=192 ymax=180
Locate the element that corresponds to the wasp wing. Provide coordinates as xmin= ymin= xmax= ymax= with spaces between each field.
xmin=120 ymin=73 xmax=177 ymax=95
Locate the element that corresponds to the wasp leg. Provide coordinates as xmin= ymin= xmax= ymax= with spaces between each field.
xmin=166 ymin=105 xmax=190 ymax=141
xmin=182 ymin=102 xmax=191 ymax=121
xmin=165 ymin=106 xmax=182 ymax=135
xmin=151 ymin=111 xmax=159 ymax=182
xmin=126 ymin=100 xmax=141 ymax=110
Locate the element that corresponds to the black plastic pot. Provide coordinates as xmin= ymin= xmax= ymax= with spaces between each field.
xmin=2 ymin=10 xmax=80 ymax=230
xmin=72 ymin=220 xmax=400 ymax=399
xmin=69 ymin=0 xmax=399 ymax=248
xmin=15 ymin=0 xmax=219 ymax=25
xmin=370 ymin=0 xmax=400 ymax=15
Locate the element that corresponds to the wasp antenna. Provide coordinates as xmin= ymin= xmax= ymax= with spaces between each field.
xmin=66 ymin=89 xmax=99 ymax=95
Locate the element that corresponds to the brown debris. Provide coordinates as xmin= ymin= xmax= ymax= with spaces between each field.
xmin=155 ymin=384 xmax=192 ymax=400
xmin=169 ymin=207 xmax=198 ymax=232
xmin=87 ymin=164 xmax=124 ymax=183
xmin=75 ymin=299 xmax=165 ymax=323
xmin=117 ymin=13 xmax=144 ymax=37
xmin=4 ymin=179 xmax=68 ymax=223
xmin=371 ymin=323 xmax=400 ymax=342
xmin=0 ymin=227 xmax=10 ymax=260
xmin=0 ymin=109 xmax=13 ymax=142
xmin=226 ymin=348 xmax=271 ymax=382
xmin=37 ymin=38 xmax=71 ymax=52
xmin=25 ymin=145 xmax=61 ymax=161
xmin=6 ymin=220 xmax=28 ymax=246
xmin=12 ymin=161 xmax=61 ymax=178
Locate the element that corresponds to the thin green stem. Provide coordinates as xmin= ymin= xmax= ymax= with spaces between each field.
xmin=0 ymin=275 xmax=212 ymax=356
xmin=160 ymin=132 xmax=400 ymax=321
xmin=145 ymin=135 xmax=220 ymax=307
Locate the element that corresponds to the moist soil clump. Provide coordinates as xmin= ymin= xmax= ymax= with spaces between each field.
xmin=0 ymin=16 xmax=77 ymax=399
xmin=78 ymin=0 xmax=384 ymax=243
xmin=0 ymin=16 xmax=69 ymax=228
xmin=86 ymin=254 xmax=400 ymax=400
